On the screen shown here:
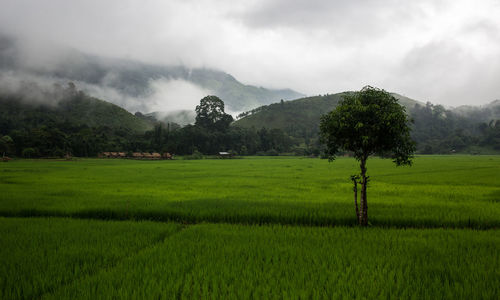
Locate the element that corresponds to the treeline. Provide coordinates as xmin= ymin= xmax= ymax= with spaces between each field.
xmin=411 ymin=102 xmax=500 ymax=154
xmin=142 ymin=95 xmax=294 ymax=156
xmin=0 ymin=93 xmax=295 ymax=157
xmin=1 ymin=87 xmax=498 ymax=158
xmin=235 ymin=96 xmax=500 ymax=155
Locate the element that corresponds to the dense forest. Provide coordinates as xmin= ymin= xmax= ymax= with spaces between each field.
xmin=1 ymin=84 xmax=498 ymax=158
xmin=235 ymin=94 xmax=500 ymax=155
xmin=0 ymin=84 xmax=294 ymax=157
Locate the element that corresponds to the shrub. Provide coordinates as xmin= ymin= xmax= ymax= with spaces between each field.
xmin=22 ymin=148 xmax=37 ymax=158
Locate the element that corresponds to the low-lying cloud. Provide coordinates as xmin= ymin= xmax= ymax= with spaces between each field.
xmin=80 ymin=77 xmax=212 ymax=114
xmin=0 ymin=0 xmax=499 ymax=106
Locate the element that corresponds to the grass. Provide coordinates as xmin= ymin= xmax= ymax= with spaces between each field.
xmin=0 ymin=217 xmax=181 ymax=300
xmin=0 ymin=219 xmax=497 ymax=299
xmin=1 ymin=156 xmax=499 ymax=298
xmin=0 ymin=156 xmax=499 ymax=228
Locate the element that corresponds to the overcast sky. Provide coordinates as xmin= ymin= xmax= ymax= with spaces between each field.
xmin=1 ymin=0 xmax=499 ymax=106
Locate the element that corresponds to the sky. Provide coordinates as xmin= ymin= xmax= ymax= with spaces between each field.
xmin=0 ymin=0 xmax=499 ymax=107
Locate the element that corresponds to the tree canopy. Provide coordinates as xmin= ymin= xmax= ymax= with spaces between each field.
xmin=320 ymin=86 xmax=415 ymax=165
xmin=195 ymin=95 xmax=233 ymax=132
xmin=320 ymin=86 xmax=415 ymax=225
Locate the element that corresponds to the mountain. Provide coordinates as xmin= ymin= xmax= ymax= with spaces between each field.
xmin=0 ymin=34 xmax=304 ymax=113
xmin=233 ymin=92 xmax=422 ymax=136
xmin=0 ymin=86 xmax=152 ymax=134
xmin=0 ymin=83 xmax=155 ymax=157
xmin=233 ymin=92 xmax=500 ymax=154
xmin=452 ymin=100 xmax=500 ymax=123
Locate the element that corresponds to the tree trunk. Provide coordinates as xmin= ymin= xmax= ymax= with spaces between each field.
xmin=351 ymin=176 xmax=360 ymax=223
xmin=359 ymin=158 xmax=368 ymax=226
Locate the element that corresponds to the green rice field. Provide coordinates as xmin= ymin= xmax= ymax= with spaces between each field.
xmin=0 ymin=156 xmax=499 ymax=299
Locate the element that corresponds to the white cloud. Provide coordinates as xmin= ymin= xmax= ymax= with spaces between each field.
xmin=0 ymin=0 xmax=499 ymax=106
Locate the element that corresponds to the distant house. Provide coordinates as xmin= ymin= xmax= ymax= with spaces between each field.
xmin=218 ymin=152 xmax=233 ymax=158
xmin=99 ymin=151 xmax=172 ymax=160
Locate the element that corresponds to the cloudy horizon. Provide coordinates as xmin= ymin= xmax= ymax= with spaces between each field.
xmin=1 ymin=0 xmax=499 ymax=107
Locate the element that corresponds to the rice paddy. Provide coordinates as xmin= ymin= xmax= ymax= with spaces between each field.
xmin=0 ymin=156 xmax=499 ymax=298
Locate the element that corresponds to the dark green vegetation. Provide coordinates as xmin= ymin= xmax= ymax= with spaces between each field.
xmin=195 ymin=95 xmax=234 ymax=131
xmin=320 ymin=87 xmax=415 ymax=225
xmin=0 ymin=84 xmax=153 ymax=157
xmin=2 ymin=81 xmax=498 ymax=158
xmin=0 ymin=157 xmax=499 ymax=299
xmin=234 ymin=93 xmax=500 ymax=155
xmin=1 ymin=156 xmax=498 ymax=228
xmin=0 ymin=87 xmax=294 ymax=157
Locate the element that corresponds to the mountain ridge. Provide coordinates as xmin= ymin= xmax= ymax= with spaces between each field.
xmin=0 ymin=34 xmax=304 ymax=113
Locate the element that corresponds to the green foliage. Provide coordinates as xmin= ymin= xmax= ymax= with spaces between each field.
xmin=0 ymin=135 xmax=14 ymax=155
xmin=319 ymin=87 xmax=416 ymax=225
xmin=195 ymin=95 xmax=233 ymax=131
xmin=21 ymin=147 xmax=36 ymax=158
xmin=320 ymin=86 xmax=416 ymax=165
xmin=183 ymin=150 xmax=204 ymax=160
xmin=412 ymin=102 xmax=500 ymax=154
xmin=0 ymin=87 xmax=153 ymax=157
xmin=235 ymin=92 xmax=500 ymax=154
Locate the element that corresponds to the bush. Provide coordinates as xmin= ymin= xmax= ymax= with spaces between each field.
xmin=52 ymin=148 xmax=65 ymax=158
xmin=183 ymin=150 xmax=204 ymax=160
xmin=22 ymin=148 xmax=37 ymax=158
xmin=266 ymin=149 xmax=279 ymax=156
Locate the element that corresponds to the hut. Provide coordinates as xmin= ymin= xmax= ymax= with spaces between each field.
xmin=218 ymin=152 xmax=233 ymax=159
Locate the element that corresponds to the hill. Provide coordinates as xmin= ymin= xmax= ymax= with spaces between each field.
xmin=234 ymin=92 xmax=422 ymax=138
xmin=0 ymin=84 xmax=153 ymax=157
xmin=452 ymin=100 xmax=500 ymax=123
xmin=0 ymin=87 xmax=152 ymax=134
xmin=234 ymin=92 xmax=499 ymax=154
xmin=0 ymin=34 xmax=304 ymax=113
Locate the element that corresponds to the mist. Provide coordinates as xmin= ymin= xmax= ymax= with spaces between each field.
xmin=0 ymin=35 xmax=215 ymax=114
xmin=77 ymin=78 xmax=212 ymax=114
xmin=0 ymin=69 xmax=213 ymax=115
xmin=1 ymin=0 xmax=499 ymax=107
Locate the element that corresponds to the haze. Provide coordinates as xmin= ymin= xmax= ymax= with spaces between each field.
xmin=1 ymin=0 xmax=499 ymax=107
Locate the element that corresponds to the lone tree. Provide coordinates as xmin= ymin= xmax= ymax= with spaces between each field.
xmin=320 ymin=86 xmax=415 ymax=226
xmin=195 ymin=95 xmax=233 ymax=131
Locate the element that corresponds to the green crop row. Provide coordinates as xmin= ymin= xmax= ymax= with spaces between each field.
xmin=2 ymin=218 xmax=497 ymax=299
xmin=1 ymin=156 xmax=498 ymax=228
xmin=0 ymin=217 xmax=181 ymax=300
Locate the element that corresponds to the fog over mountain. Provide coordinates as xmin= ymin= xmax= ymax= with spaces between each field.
xmin=0 ymin=0 xmax=499 ymax=109
xmin=0 ymin=35 xmax=302 ymax=114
